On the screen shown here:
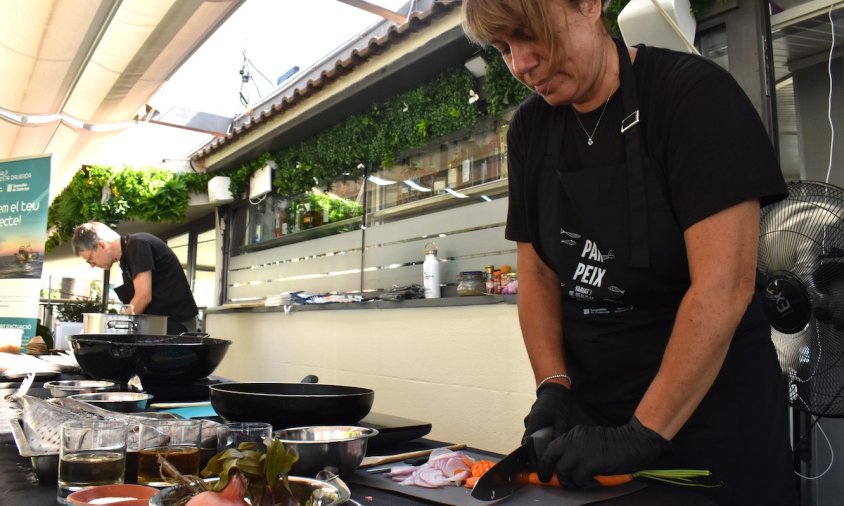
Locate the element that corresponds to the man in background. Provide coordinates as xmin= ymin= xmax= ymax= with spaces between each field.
xmin=71 ymin=221 xmax=198 ymax=334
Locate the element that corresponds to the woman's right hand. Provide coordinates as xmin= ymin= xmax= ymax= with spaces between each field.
xmin=523 ymin=382 xmax=574 ymax=441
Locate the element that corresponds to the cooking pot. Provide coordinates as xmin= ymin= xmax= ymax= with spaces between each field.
xmin=82 ymin=312 xmax=167 ymax=335
xmin=209 ymin=378 xmax=374 ymax=428
xmin=69 ymin=333 xmax=231 ymax=384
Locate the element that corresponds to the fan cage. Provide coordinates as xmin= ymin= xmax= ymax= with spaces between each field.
xmin=759 ymin=180 xmax=844 ymax=417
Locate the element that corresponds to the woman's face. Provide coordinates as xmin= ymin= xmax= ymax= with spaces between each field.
xmin=491 ymin=1 xmax=605 ymax=107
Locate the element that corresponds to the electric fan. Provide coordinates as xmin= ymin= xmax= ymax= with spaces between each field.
xmin=758 ymin=180 xmax=844 ymax=417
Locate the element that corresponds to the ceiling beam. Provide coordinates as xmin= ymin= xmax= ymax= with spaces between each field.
xmin=336 ymin=0 xmax=406 ymax=24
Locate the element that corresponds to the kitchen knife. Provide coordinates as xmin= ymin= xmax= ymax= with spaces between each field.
xmin=471 ymin=427 xmax=553 ymax=501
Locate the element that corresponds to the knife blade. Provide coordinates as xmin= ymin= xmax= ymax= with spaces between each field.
xmin=470 ymin=427 xmax=553 ymax=501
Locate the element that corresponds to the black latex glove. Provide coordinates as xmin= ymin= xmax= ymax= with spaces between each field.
xmin=523 ymin=382 xmax=573 ymax=442
xmin=536 ymin=415 xmax=670 ymax=489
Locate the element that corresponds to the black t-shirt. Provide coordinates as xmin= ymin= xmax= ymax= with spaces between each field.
xmin=507 ymin=44 xmax=786 ymax=247
xmin=118 ymin=233 xmax=198 ymax=324
xmin=504 ymin=45 xmax=796 ymax=504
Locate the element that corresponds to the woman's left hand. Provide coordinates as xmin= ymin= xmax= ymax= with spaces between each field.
xmin=536 ymin=416 xmax=669 ymax=489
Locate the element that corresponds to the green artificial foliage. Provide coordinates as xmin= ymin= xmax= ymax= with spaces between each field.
xmin=483 ymin=47 xmax=532 ymax=118
xmin=227 ymin=66 xmax=484 ymax=198
xmin=46 ymin=167 xmax=209 ymax=251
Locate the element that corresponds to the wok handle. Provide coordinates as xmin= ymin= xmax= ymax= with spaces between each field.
xmin=358 ymin=443 xmax=467 ymax=468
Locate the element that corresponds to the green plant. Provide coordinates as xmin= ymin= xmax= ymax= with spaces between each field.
xmin=55 ymin=299 xmax=105 ymax=322
xmin=483 ymin=47 xmax=532 ymax=118
xmin=180 ymin=171 xmax=213 ymax=194
xmin=46 ymin=166 xmax=210 ymax=251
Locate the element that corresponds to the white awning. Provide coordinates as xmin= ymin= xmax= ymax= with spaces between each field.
xmin=0 ymin=0 xmax=245 ymax=198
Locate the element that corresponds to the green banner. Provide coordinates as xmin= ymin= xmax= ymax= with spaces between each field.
xmin=0 ymin=155 xmax=51 ymax=353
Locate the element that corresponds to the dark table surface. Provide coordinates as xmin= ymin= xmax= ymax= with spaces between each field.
xmin=0 ymin=374 xmax=716 ymax=505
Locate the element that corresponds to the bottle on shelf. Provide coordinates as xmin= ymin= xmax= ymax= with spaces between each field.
xmin=423 ymin=243 xmax=441 ymax=299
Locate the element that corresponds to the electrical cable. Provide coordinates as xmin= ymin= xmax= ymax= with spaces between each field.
xmin=794 ymin=417 xmax=835 ymax=480
xmin=823 ymin=3 xmax=837 ymax=184
xmin=244 ymin=55 xmax=275 ymax=88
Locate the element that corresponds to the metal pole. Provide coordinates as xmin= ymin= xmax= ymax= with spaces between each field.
xmin=101 ymin=269 xmax=110 ymax=312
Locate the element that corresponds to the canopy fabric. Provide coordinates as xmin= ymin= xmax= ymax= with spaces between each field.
xmin=0 ymin=0 xmax=245 ymax=198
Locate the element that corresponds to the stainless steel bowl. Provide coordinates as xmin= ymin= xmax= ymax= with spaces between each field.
xmin=273 ymin=426 xmax=378 ymax=477
xmin=69 ymin=391 xmax=153 ymax=412
xmin=44 ymin=380 xmax=117 ymax=398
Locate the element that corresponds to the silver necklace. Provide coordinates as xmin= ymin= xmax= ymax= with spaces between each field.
xmin=571 ymin=94 xmax=612 ymax=146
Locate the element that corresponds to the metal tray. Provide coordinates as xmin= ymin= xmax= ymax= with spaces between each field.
xmin=10 ymin=413 xmax=178 ymax=484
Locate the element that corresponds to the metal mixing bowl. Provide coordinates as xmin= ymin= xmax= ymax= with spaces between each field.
xmin=44 ymin=380 xmax=117 ymax=398
xmin=273 ymin=426 xmax=379 ymax=477
xmin=69 ymin=391 xmax=153 ymax=412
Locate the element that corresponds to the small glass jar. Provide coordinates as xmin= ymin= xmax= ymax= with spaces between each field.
xmin=457 ymin=271 xmax=485 ymax=296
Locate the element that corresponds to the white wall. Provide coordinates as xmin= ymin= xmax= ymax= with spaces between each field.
xmin=206 ymin=303 xmax=535 ymax=454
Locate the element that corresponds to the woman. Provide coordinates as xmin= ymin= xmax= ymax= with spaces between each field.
xmin=461 ymin=1 xmax=797 ymax=504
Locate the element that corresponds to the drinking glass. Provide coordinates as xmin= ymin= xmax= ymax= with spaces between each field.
xmin=136 ymin=418 xmax=202 ymax=487
xmin=216 ymin=422 xmax=273 ymax=453
xmin=58 ymin=419 xmax=128 ymax=504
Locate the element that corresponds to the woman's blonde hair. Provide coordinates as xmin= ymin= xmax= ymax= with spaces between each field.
xmin=461 ymin=0 xmax=557 ymax=50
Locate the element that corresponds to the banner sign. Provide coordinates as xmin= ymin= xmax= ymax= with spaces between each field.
xmin=0 ymin=155 xmax=51 ymax=353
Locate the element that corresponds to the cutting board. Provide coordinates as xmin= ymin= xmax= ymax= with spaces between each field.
xmin=348 ymin=449 xmax=646 ymax=506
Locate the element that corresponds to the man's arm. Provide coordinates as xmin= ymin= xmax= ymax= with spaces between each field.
xmin=127 ymin=270 xmax=153 ymax=314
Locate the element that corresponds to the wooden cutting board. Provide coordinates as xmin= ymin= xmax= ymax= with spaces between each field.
xmin=348 ymin=449 xmax=646 ymax=506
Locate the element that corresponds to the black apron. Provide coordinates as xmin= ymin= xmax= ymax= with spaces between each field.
xmin=546 ymin=39 xmax=796 ymax=503
xmin=548 ymin=39 xmax=688 ymax=422
xmin=115 ymin=237 xmax=135 ymax=304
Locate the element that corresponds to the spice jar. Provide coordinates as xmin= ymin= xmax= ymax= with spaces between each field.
xmin=457 ymin=271 xmax=485 ymax=296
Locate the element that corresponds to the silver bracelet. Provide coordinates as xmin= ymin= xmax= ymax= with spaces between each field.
xmin=537 ymin=373 xmax=572 ymax=390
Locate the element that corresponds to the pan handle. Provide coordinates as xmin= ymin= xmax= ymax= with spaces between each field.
xmin=300 ymin=374 xmax=319 ymax=384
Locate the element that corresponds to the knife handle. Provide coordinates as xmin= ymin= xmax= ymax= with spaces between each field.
xmin=526 ymin=426 xmax=554 ymax=461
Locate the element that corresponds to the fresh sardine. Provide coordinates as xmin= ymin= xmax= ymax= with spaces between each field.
xmin=9 ymin=394 xmax=96 ymax=452
xmin=6 ymin=393 xmax=219 ymax=453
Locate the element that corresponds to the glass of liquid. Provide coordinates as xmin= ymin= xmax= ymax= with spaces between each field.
xmin=216 ymin=422 xmax=273 ymax=453
xmin=136 ymin=418 xmax=202 ymax=487
xmin=58 ymin=419 xmax=129 ymax=504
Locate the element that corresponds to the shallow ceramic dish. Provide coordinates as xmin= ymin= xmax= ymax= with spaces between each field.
xmin=67 ymin=484 xmax=158 ymax=506
xmin=69 ymin=391 xmax=153 ymax=412
xmin=44 ymin=379 xmax=117 ymax=398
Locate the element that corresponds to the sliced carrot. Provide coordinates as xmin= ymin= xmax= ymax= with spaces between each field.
xmin=464 ymin=476 xmax=481 ymax=489
xmin=471 ymin=460 xmax=496 ymax=478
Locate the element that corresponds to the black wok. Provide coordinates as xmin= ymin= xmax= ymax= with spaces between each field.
xmin=209 ymin=379 xmax=374 ymax=428
xmin=69 ymin=333 xmax=231 ymax=384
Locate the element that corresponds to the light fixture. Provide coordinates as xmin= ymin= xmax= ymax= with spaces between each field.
xmin=464 ymin=54 xmax=487 ymax=78
xmin=445 ymin=188 xmax=469 ymax=199
xmin=403 ymin=180 xmax=432 ymax=192
xmin=367 ymin=175 xmax=397 ymax=186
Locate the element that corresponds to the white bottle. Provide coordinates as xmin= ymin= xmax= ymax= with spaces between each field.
xmin=423 ymin=243 xmax=441 ymax=299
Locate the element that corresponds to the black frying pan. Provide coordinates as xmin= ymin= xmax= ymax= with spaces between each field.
xmin=209 ymin=376 xmax=374 ymax=428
